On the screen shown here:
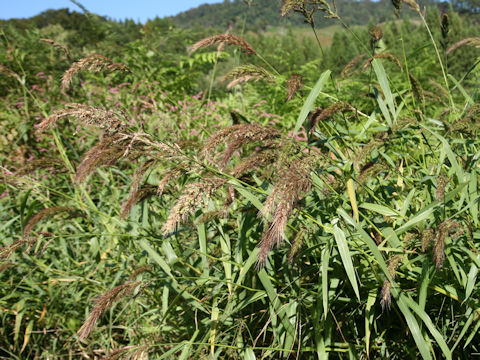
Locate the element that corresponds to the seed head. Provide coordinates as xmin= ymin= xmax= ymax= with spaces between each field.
xmin=224 ymin=65 xmax=274 ymax=89
xmin=62 ymin=54 xmax=130 ymax=90
xmin=441 ymin=13 xmax=450 ymax=40
xmin=447 ymin=37 xmax=480 ymax=55
xmin=340 ymin=54 xmax=365 ymax=79
xmin=40 ymin=38 xmax=71 ymax=60
xmin=190 ymin=34 xmax=257 ymax=55
xmin=77 ymin=282 xmax=141 ymax=340
xmin=286 ymin=73 xmax=303 ymax=101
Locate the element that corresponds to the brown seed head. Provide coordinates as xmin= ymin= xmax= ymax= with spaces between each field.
xmin=340 ymin=54 xmax=365 ymax=79
xmin=281 ymin=0 xmax=338 ymax=19
xmin=402 ymin=0 xmax=420 ymax=13
xmin=23 ymin=206 xmax=80 ymax=238
xmin=308 ymin=102 xmax=352 ymax=130
xmin=369 ymin=26 xmax=383 ymax=43
xmin=224 ymin=65 xmax=274 ymax=89
xmin=381 ymin=280 xmax=393 ymax=311
xmin=203 ymin=123 xmax=280 ymax=168
xmin=380 ymin=255 xmax=402 ymax=311
xmin=190 ymin=34 xmax=257 ymax=55
xmin=62 ymin=54 xmax=130 ymax=90
xmin=436 ymin=173 xmax=449 ymax=202
xmin=257 ymin=156 xmax=315 ymax=267
xmin=0 ymin=64 xmax=22 ymax=83
xmin=363 ymin=53 xmax=402 ymax=71
xmin=162 ymin=178 xmax=224 ymax=235
xmin=447 ymin=37 xmax=480 ymax=55
xmin=433 ymin=221 xmax=462 ymax=268
xmin=441 ymin=13 xmax=450 ymax=40
xmin=77 ymin=282 xmax=141 ymax=340
xmin=38 ymin=103 xmax=125 ymax=133
xmin=121 ymin=185 xmax=157 ymax=219
xmin=40 ymin=38 xmax=71 ymax=59
xmin=286 ymin=73 xmax=304 ymax=101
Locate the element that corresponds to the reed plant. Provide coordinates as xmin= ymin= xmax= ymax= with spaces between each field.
xmin=0 ymin=0 xmax=479 ymax=358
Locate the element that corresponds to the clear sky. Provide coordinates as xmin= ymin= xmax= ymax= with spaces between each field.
xmin=0 ymin=1 xmax=224 ymax=23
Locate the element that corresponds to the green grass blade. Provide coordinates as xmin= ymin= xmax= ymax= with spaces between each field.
xmin=333 ymin=224 xmax=360 ymax=301
xmin=395 ymin=295 xmax=433 ymax=360
xmin=372 ymin=59 xmax=395 ymax=124
xmin=359 ymin=203 xmax=400 ymax=218
xmin=321 ymin=243 xmax=331 ymax=318
xmin=197 ymin=223 xmax=209 ymax=277
xmin=293 ymin=70 xmax=331 ymax=135
xmin=179 ymin=329 xmax=200 ymax=360
xmin=464 ymin=263 xmax=478 ymax=301
xmin=403 ymin=295 xmax=452 ymax=360
xmin=244 ymin=347 xmax=256 ymax=360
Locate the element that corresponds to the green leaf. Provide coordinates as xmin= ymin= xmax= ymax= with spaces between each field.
xmin=197 ymin=223 xmax=209 ymax=277
xmin=395 ymin=295 xmax=433 ymax=360
xmin=403 ymin=295 xmax=452 ymax=359
xmin=333 ymin=224 xmax=360 ymax=301
xmin=321 ymin=244 xmax=331 ymax=318
xmin=465 ymin=264 xmax=478 ymax=301
xmin=293 ymin=70 xmax=331 ymax=135
xmin=230 ymin=180 xmax=263 ymax=211
xmin=372 ymin=59 xmax=395 ymax=124
xmin=360 ymin=203 xmax=399 ymax=218
xmin=244 ymin=348 xmax=256 ymax=360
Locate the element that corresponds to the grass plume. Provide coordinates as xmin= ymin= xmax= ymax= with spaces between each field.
xmin=190 ymin=34 xmax=257 ymax=55
xmin=62 ymin=54 xmax=131 ymax=90
xmin=77 ymin=282 xmax=141 ymax=341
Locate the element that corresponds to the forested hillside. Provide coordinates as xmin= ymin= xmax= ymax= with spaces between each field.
xmin=172 ymin=0 xmax=426 ymax=29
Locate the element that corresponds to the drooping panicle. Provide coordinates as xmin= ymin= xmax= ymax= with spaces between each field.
xmin=190 ymin=34 xmax=257 ymax=55
xmin=62 ymin=54 xmax=130 ymax=90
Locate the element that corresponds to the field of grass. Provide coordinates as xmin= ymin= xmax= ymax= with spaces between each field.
xmin=1 ymin=1 xmax=480 ymax=359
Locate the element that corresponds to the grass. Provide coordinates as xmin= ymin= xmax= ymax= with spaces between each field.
xmin=1 ymin=0 xmax=480 ymax=359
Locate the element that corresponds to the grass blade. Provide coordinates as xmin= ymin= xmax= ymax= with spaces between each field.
xmin=333 ymin=224 xmax=360 ymax=301
xmin=293 ymin=70 xmax=331 ymax=135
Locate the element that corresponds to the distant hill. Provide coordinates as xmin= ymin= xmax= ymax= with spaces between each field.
xmin=169 ymin=0 xmax=428 ymax=30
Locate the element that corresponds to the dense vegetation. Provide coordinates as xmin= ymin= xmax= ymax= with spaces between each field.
xmin=1 ymin=0 xmax=480 ymax=358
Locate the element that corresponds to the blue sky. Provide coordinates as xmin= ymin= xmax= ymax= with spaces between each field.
xmin=1 ymin=1 xmax=224 ymax=23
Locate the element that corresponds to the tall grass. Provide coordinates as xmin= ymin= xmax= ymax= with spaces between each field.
xmin=1 ymin=0 xmax=479 ymax=358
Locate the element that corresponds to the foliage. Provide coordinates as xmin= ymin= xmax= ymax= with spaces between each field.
xmin=1 ymin=0 xmax=480 ymax=359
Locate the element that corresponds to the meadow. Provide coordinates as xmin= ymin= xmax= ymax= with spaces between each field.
xmin=0 ymin=0 xmax=480 ymax=358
